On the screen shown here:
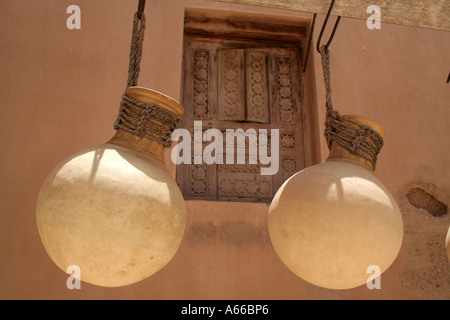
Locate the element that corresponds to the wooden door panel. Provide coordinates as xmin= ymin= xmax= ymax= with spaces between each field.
xmin=217 ymin=49 xmax=246 ymax=122
xmin=245 ymin=50 xmax=270 ymax=124
xmin=179 ymin=38 xmax=306 ymax=203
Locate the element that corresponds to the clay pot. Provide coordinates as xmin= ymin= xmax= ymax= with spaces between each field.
xmin=268 ymin=116 xmax=403 ymax=290
xmin=446 ymin=227 xmax=450 ymax=263
xmin=36 ymin=87 xmax=186 ymax=287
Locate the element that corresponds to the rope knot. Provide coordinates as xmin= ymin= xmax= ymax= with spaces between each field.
xmin=352 ymin=128 xmax=369 ymax=151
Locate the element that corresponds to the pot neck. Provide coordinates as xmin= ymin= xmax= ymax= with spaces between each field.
xmin=326 ymin=142 xmax=375 ymax=172
xmin=108 ymin=130 xmax=166 ymax=163
xmin=108 ymin=87 xmax=184 ymax=163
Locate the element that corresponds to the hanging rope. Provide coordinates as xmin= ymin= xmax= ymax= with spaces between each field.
xmin=320 ymin=45 xmax=384 ymax=170
xmin=316 ymin=0 xmax=384 ymax=170
xmin=114 ymin=4 xmax=183 ymax=148
xmin=127 ymin=12 xmax=146 ymax=87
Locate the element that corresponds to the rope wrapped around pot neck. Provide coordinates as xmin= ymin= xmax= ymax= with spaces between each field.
xmin=320 ymin=45 xmax=384 ymax=170
xmin=114 ymin=12 xmax=183 ymax=148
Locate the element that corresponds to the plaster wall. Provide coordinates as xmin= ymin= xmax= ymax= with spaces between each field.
xmin=0 ymin=0 xmax=448 ymax=299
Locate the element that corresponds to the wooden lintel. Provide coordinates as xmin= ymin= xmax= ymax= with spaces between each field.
xmin=184 ymin=16 xmax=307 ymax=44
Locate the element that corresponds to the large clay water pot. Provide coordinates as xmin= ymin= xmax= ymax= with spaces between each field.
xmin=446 ymin=227 xmax=450 ymax=263
xmin=36 ymin=87 xmax=186 ymax=287
xmin=268 ymin=116 xmax=403 ymax=290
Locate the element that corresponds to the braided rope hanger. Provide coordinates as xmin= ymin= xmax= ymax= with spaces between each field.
xmin=114 ymin=0 xmax=183 ymax=148
xmin=317 ymin=1 xmax=384 ymax=170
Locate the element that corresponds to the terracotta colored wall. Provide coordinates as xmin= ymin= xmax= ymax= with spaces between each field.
xmin=0 ymin=0 xmax=448 ymax=300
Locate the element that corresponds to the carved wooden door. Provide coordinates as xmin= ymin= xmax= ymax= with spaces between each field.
xmin=177 ymin=38 xmax=306 ymax=203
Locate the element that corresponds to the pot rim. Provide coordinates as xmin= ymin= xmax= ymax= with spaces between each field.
xmin=126 ymin=86 xmax=185 ymax=117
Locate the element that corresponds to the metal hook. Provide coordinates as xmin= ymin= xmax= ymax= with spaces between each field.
xmin=137 ymin=0 xmax=146 ymax=20
xmin=303 ymin=13 xmax=317 ymax=73
xmin=316 ymin=0 xmax=341 ymax=53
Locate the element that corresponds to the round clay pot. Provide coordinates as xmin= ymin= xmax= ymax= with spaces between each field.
xmin=36 ymin=87 xmax=186 ymax=287
xmin=268 ymin=116 xmax=403 ymax=290
xmin=446 ymin=227 xmax=450 ymax=263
